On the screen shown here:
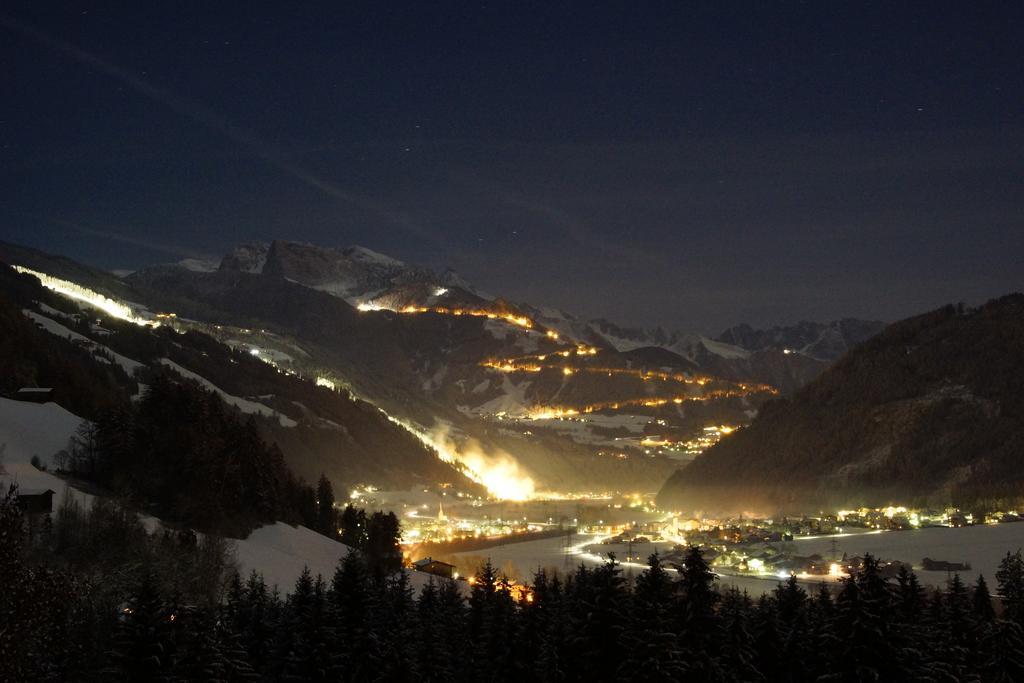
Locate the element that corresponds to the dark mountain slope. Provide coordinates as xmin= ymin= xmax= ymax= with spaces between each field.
xmin=658 ymin=295 xmax=1024 ymax=514
xmin=0 ymin=262 xmax=479 ymax=495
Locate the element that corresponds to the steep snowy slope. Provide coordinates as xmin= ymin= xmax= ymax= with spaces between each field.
xmin=0 ymin=397 xmax=358 ymax=594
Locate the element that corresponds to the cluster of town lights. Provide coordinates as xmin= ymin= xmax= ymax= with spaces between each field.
xmin=482 ymin=350 xmax=776 ymax=395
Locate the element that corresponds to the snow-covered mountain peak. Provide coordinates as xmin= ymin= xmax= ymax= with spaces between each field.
xmin=219 ymin=241 xmax=269 ymax=273
xmin=178 ymin=257 xmax=220 ymax=273
xmin=345 ymin=245 xmax=405 ymax=267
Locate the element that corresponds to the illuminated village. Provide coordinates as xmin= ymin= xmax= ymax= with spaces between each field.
xmin=388 ymin=477 xmax=1019 ymax=593
xmin=19 ymin=260 xmax=1017 ymax=588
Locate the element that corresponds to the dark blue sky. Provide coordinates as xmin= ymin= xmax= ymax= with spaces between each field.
xmin=2 ymin=1 xmax=1022 ymax=332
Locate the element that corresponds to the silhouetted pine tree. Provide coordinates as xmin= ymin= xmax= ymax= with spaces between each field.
xmin=365 ymin=510 xmax=403 ymax=579
xmin=974 ymin=574 xmax=997 ymax=626
xmin=939 ymin=573 xmax=974 ymax=676
xmin=619 ymin=553 xmax=686 ymax=681
xmin=718 ymin=587 xmax=760 ymax=681
xmin=832 ymin=554 xmax=905 ymax=680
xmin=979 ymin=620 xmax=1024 ymax=682
xmin=806 ymin=583 xmax=838 ymax=678
xmin=774 ymin=574 xmax=812 ymax=682
xmin=339 ymin=504 xmax=367 ymax=549
xmin=468 ymin=559 xmax=519 ymax=681
xmin=523 ymin=569 xmax=569 ymax=682
xmin=273 ymin=567 xmax=332 ymax=681
xmin=435 ymin=577 xmax=469 ymax=677
xmin=677 ymin=545 xmax=722 ymax=679
xmin=218 ymin=620 xmax=260 ymax=682
xmin=315 ymin=474 xmax=338 ymax=540
xmin=377 ymin=570 xmax=419 ymax=680
xmin=330 ymin=550 xmax=376 ymax=681
xmin=896 ymin=564 xmax=928 ymax=624
xmin=172 ymin=607 xmax=229 ymax=682
xmin=568 ymin=557 xmax=630 ymax=680
xmin=235 ymin=570 xmax=277 ymax=671
xmin=415 ymin=580 xmax=455 ymax=682
xmin=103 ymin=569 xmax=173 ymax=681
xmin=997 ymin=550 xmax=1024 ymax=624
xmin=0 ymin=486 xmax=95 ymax=681
xmin=752 ymin=594 xmax=782 ymax=681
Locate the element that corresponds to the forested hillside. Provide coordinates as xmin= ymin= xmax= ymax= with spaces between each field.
xmin=0 ymin=262 xmax=478 ymax=495
xmin=659 ymin=295 xmax=1024 ymax=514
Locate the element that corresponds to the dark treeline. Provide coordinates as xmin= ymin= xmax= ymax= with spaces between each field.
xmin=58 ymin=373 xmax=318 ymax=536
xmin=6 ymin=488 xmax=1024 ymax=682
xmin=309 ymin=478 xmax=404 ymax=580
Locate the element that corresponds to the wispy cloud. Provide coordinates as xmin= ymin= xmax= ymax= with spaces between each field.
xmin=44 ymin=216 xmax=212 ymax=261
xmin=0 ymin=14 xmax=439 ymax=246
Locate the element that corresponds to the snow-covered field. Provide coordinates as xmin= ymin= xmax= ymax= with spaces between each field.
xmin=0 ymin=397 xmax=334 ymax=592
xmin=0 ymin=397 xmax=445 ymax=595
xmin=23 ymin=309 xmax=145 ymax=376
xmin=782 ymin=524 xmax=1024 ymax=588
xmin=0 ymin=397 xmax=94 ymax=515
xmin=233 ymin=522 xmax=349 ymax=590
xmin=158 ymin=358 xmax=297 ymax=427
xmin=470 ymin=376 xmax=532 ymax=416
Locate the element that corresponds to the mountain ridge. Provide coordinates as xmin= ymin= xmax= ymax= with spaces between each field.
xmin=657 ymin=294 xmax=1024 ymax=514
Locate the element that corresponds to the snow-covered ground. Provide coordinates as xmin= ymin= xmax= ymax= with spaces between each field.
xmin=233 ymin=522 xmax=350 ymax=591
xmin=23 ymin=309 xmax=145 ymax=376
xmin=694 ymin=336 xmax=750 ymax=360
xmin=0 ymin=397 xmax=446 ymax=595
xmin=0 ymin=397 xmax=103 ymax=520
xmin=177 ymin=257 xmax=220 ymax=272
xmin=780 ymin=524 xmax=1024 ymax=588
xmin=0 ymin=397 xmax=82 ymax=469
xmin=158 ymin=359 xmax=297 ymax=427
xmin=469 ymin=376 xmax=532 ymax=416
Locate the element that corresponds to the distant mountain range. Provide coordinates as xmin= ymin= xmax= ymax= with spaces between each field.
xmin=0 ymin=238 xmax=886 ymax=497
xmin=716 ymin=318 xmax=885 ymax=361
xmin=658 ymin=295 xmax=1024 ymax=514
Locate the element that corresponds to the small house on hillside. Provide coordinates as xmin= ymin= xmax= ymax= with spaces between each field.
xmin=13 ymin=388 xmax=54 ymax=403
xmin=413 ymin=557 xmax=457 ymax=580
xmin=16 ymin=489 xmax=56 ymax=515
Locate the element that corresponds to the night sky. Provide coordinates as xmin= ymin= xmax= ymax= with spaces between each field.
xmin=2 ymin=2 xmax=1021 ymax=333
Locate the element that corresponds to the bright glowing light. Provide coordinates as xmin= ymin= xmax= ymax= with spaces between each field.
xmin=381 ymin=304 xmax=536 ymax=329
xmin=748 ymin=558 xmax=764 ymax=572
xmin=249 ymin=348 xmax=261 ymax=356
xmin=356 ymin=302 xmax=385 ymax=312
xmin=433 ymin=287 xmax=448 ymax=297
xmin=15 ymin=265 xmax=158 ymax=327
xmin=883 ymin=505 xmax=907 ymax=518
xmin=527 ymin=407 xmax=579 ymax=420
xmin=384 ymin=417 xmax=537 ymax=500
xmin=315 ymin=376 xmax=337 ymax=390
